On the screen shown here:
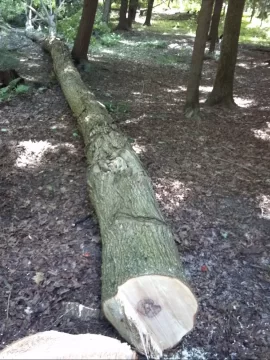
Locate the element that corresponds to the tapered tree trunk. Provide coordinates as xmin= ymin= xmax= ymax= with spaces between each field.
xmin=127 ymin=0 xmax=138 ymax=28
xmin=206 ymin=0 xmax=246 ymax=107
xmin=116 ymin=0 xmax=129 ymax=30
xmin=209 ymin=0 xmax=224 ymax=53
xmin=71 ymin=0 xmax=98 ymax=63
xmin=184 ymin=0 xmax=214 ymax=119
xmin=144 ymin=0 xmax=154 ymax=26
xmin=102 ymin=0 xmax=112 ymax=23
xmin=28 ymin=35 xmax=198 ymax=359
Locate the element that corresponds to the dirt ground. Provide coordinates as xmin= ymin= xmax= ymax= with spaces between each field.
xmin=0 ymin=29 xmax=270 ymax=360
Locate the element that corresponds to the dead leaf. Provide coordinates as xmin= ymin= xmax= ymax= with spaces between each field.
xmin=32 ymin=272 xmax=45 ymax=285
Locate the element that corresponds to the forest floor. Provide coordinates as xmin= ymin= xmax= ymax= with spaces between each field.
xmin=0 ymin=27 xmax=270 ymax=360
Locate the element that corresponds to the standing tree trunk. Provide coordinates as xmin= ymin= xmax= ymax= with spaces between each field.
xmin=116 ymin=0 xmax=129 ymax=30
xmin=144 ymin=0 xmax=154 ymax=26
xmin=208 ymin=0 xmax=224 ymax=53
xmin=127 ymin=0 xmax=139 ymax=28
xmin=249 ymin=0 xmax=256 ymax=23
xmin=71 ymin=0 xmax=99 ymax=63
xmin=184 ymin=0 xmax=214 ymax=119
xmin=102 ymin=0 xmax=112 ymax=23
xmin=206 ymin=0 xmax=246 ymax=107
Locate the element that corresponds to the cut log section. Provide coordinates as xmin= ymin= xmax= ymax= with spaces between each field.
xmin=0 ymin=331 xmax=137 ymax=359
xmin=105 ymin=276 xmax=197 ymax=357
xmin=28 ymin=35 xmax=198 ymax=358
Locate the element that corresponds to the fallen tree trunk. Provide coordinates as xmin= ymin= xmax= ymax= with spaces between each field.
xmin=28 ymin=34 xmax=198 ymax=359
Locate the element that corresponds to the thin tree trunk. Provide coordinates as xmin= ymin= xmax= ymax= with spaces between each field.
xmin=184 ymin=0 xmax=214 ymax=119
xmin=206 ymin=0 xmax=246 ymax=107
xmin=127 ymin=0 xmax=138 ymax=28
xmin=71 ymin=0 xmax=99 ymax=63
xmin=115 ymin=0 xmax=129 ymax=30
xmin=144 ymin=0 xmax=154 ymax=26
xmin=102 ymin=0 xmax=112 ymax=23
xmin=209 ymin=0 xmax=224 ymax=53
xmin=249 ymin=0 xmax=256 ymax=23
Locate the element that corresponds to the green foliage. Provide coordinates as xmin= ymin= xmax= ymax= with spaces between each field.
xmin=0 ymin=80 xmax=29 ymax=103
xmin=58 ymin=5 xmax=111 ymax=44
xmin=57 ymin=8 xmax=82 ymax=42
xmin=0 ymin=0 xmax=24 ymax=24
xmin=15 ymin=84 xmax=30 ymax=94
xmin=240 ymin=15 xmax=270 ymax=44
xmin=104 ymin=101 xmax=130 ymax=114
xmin=148 ymin=18 xmax=198 ymax=35
xmin=99 ymin=33 xmax=122 ymax=46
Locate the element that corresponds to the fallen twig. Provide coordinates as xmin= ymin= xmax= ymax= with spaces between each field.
xmin=205 ymin=154 xmax=258 ymax=176
xmin=6 ymin=286 xmax=13 ymax=320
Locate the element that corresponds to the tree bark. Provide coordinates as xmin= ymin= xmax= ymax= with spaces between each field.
xmin=71 ymin=0 xmax=99 ymax=63
xmin=33 ymin=36 xmax=198 ymax=359
xmin=102 ymin=0 xmax=112 ymax=23
xmin=208 ymin=0 xmax=224 ymax=53
xmin=144 ymin=0 xmax=155 ymax=26
xmin=127 ymin=0 xmax=139 ymax=28
xmin=115 ymin=0 xmax=129 ymax=30
xmin=206 ymin=0 xmax=246 ymax=107
xmin=184 ymin=0 xmax=214 ymax=119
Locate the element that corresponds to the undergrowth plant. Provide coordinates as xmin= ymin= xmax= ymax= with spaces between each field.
xmin=58 ymin=5 xmax=112 ymax=45
xmin=0 ymin=79 xmax=29 ymax=103
xmin=104 ymin=101 xmax=130 ymax=114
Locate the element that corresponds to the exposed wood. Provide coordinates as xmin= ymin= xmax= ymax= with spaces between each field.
xmin=0 ymin=331 xmax=137 ymax=359
xmin=105 ymin=276 xmax=197 ymax=356
xmin=26 ymin=34 xmax=198 ymax=358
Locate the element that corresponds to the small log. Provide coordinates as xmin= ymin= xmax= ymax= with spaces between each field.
xmin=0 ymin=331 xmax=137 ymax=359
xmin=26 ymin=34 xmax=198 ymax=358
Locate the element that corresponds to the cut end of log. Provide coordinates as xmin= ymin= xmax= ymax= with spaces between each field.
xmin=103 ymin=275 xmax=198 ymax=359
xmin=0 ymin=331 xmax=137 ymax=359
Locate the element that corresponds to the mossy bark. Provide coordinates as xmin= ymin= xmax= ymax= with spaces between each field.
xmin=44 ymin=39 xmax=188 ymax=302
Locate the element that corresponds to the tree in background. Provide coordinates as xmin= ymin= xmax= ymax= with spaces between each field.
xmin=144 ymin=0 xmax=155 ymax=26
xmin=127 ymin=0 xmax=139 ymax=28
xmin=206 ymin=0 xmax=246 ymax=107
xmin=116 ymin=0 xmax=129 ymax=30
xmin=71 ymin=0 xmax=99 ymax=63
xmin=102 ymin=0 xmax=112 ymax=23
xmin=208 ymin=0 xmax=224 ymax=53
xmin=184 ymin=0 xmax=214 ymax=119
